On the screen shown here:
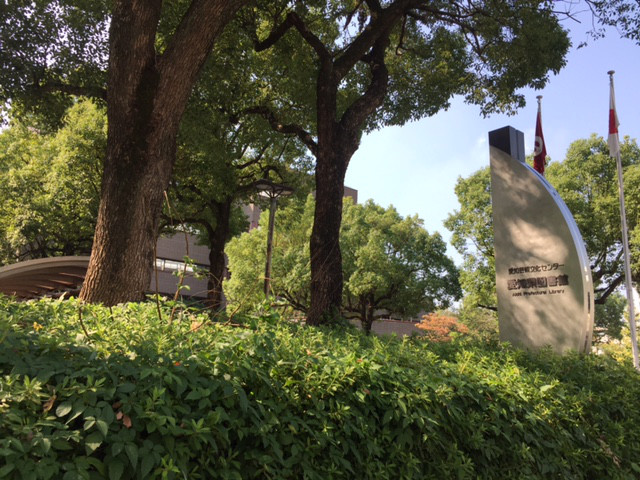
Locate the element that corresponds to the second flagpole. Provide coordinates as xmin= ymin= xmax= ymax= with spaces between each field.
xmin=608 ymin=70 xmax=639 ymax=370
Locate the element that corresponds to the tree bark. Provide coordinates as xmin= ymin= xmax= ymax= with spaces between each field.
xmin=364 ymin=297 xmax=375 ymax=335
xmin=306 ymin=51 xmax=346 ymax=326
xmin=306 ymin=34 xmax=392 ymax=325
xmin=80 ymin=0 xmax=246 ymax=305
xmin=252 ymin=3 xmax=404 ymax=325
xmin=206 ymin=199 xmax=232 ymax=311
xmin=307 ymin=148 xmax=348 ymax=325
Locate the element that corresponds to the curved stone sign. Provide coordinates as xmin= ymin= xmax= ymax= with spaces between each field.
xmin=489 ymin=126 xmax=594 ymax=354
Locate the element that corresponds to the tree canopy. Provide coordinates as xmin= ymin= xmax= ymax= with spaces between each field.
xmin=0 ymin=1 xmax=109 ymax=128
xmin=0 ymin=100 xmax=105 ymax=265
xmin=163 ymin=22 xmax=314 ymax=309
xmin=583 ymin=0 xmax=640 ymax=44
xmin=547 ymin=136 xmax=640 ymax=297
xmin=225 ymin=195 xmax=460 ymax=333
xmin=444 ymin=166 xmax=496 ymax=313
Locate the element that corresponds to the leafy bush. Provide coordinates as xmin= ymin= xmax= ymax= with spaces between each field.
xmin=416 ymin=313 xmax=469 ymax=342
xmin=1 ymin=296 xmax=640 ymax=479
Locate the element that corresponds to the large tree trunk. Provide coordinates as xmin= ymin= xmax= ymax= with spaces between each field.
xmin=363 ymin=296 xmax=375 ymax=335
xmin=80 ymin=138 xmax=172 ymax=303
xmin=80 ymin=0 xmax=245 ymax=305
xmin=206 ymin=199 xmax=232 ymax=311
xmin=307 ymin=149 xmax=348 ymax=325
xmin=306 ymin=36 xmax=390 ymax=325
xmin=306 ymin=60 xmax=346 ymax=325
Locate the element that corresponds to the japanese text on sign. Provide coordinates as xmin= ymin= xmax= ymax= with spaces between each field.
xmin=507 ymin=275 xmax=569 ymax=290
xmin=508 ymin=263 xmax=564 ymax=275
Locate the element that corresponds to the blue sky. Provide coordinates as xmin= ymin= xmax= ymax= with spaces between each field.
xmin=345 ymin=14 xmax=640 ymax=264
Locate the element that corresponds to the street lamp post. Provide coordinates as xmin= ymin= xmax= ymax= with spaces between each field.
xmin=254 ymin=179 xmax=294 ymax=298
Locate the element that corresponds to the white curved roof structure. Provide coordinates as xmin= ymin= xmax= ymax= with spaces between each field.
xmin=0 ymin=256 xmax=89 ymax=299
xmin=0 ymin=234 xmax=219 ymax=301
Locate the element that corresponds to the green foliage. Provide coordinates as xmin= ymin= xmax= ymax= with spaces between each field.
xmin=598 ymin=327 xmax=637 ymax=364
xmin=225 ymin=196 xmax=461 ymax=331
xmin=626 ymin=164 xmax=640 ymax=278
xmin=585 ymin=0 xmax=640 ymax=44
xmin=250 ymin=1 xmax=570 ymax=134
xmin=0 ymin=100 xmax=105 ymax=265
xmin=341 ymin=199 xmax=461 ymax=329
xmin=158 ymin=16 xmax=315 ymax=308
xmin=444 ymin=167 xmax=496 ymax=314
xmin=594 ymin=293 xmax=627 ymax=342
xmin=224 ymin=218 xmax=271 ymax=310
xmin=224 ymin=195 xmax=316 ymax=314
xmin=0 ymin=0 xmax=109 ymax=129
xmin=169 ymin=15 xmax=315 ymax=237
xmin=443 ymin=167 xmax=499 ymax=335
xmin=456 ymin=306 xmax=500 ymax=341
xmin=2 ymin=296 xmax=640 ymax=479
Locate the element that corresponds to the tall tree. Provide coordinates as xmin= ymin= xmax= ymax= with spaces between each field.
xmin=341 ymin=198 xmax=461 ymax=333
xmin=0 ymin=100 xmax=104 ymax=264
xmin=245 ymin=0 xmax=570 ymax=324
xmin=443 ymin=167 xmax=495 ymax=313
xmin=165 ymin=23 xmax=314 ymax=310
xmin=547 ymin=136 xmax=640 ymax=299
xmin=81 ymin=1 xmax=248 ymax=304
xmin=168 ymin=113 xmax=312 ymax=310
xmin=1 ymin=0 xmax=247 ymax=305
xmin=225 ymin=196 xmax=461 ymax=333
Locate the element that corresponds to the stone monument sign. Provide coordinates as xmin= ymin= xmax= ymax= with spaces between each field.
xmin=489 ymin=126 xmax=594 ymax=354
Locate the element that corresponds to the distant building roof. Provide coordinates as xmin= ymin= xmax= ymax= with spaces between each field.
xmin=0 ymin=256 xmax=88 ymax=299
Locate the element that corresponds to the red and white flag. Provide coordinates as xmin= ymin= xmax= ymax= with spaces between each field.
xmin=608 ymin=74 xmax=620 ymax=158
xmin=533 ymin=96 xmax=547 ymax=175
xmin=607 ymin=70 xmax=640 ymax=370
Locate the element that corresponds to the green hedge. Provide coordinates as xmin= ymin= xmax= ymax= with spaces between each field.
xmin=1 ymin=296 xmax=639 ymax=479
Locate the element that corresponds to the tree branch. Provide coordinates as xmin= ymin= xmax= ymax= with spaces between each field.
xmin=280 ymin=290 xmax=309 ymax=313
xmin=343 ymin=0 xmax=366 ymax=31
xmin=339 ymin=34 xmax=389 ymax=134
xmin=594 ymin=274 xmax=625 ymax=304
xmin=244 ymin=106 xmax=317 ymax=155
xmin=364 ymin=0 xmax=383 ymax=13
xmin=408 ymin=4 xmax=490 ymax=57
xmin=254 ymin=11 xmax=332 ymax=64
xmin=235 ymin=142 xmax=270 ymax=171
xmin=591 ymin=249 xmax=624 ymax=282
xmin=156 ymin=0 xmax=248 ymax=124
xmin=478 ymin=304 xmax=498 ymax=312
xmin=334 ymin=0 xmax=415 ymax=78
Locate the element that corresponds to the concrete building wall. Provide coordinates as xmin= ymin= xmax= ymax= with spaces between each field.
xmin=344 ymin=186 xmax=358 ymax=204
xmin=241 ymin=203 xmax=262 ymax=230
xmin=155 ymin=233 xmax=210 ymax=265
xmin=151 ymin=233 xmax=211 ymax=299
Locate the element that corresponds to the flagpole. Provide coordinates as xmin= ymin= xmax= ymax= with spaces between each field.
xmin=533 ymin=95 xmax=546 ymax=175
xmin=608 ymin=70 xmax=639 ymax=370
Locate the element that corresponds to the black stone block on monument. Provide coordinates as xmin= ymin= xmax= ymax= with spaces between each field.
xmin=489 ymin=126 xmax=525 ymax=163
